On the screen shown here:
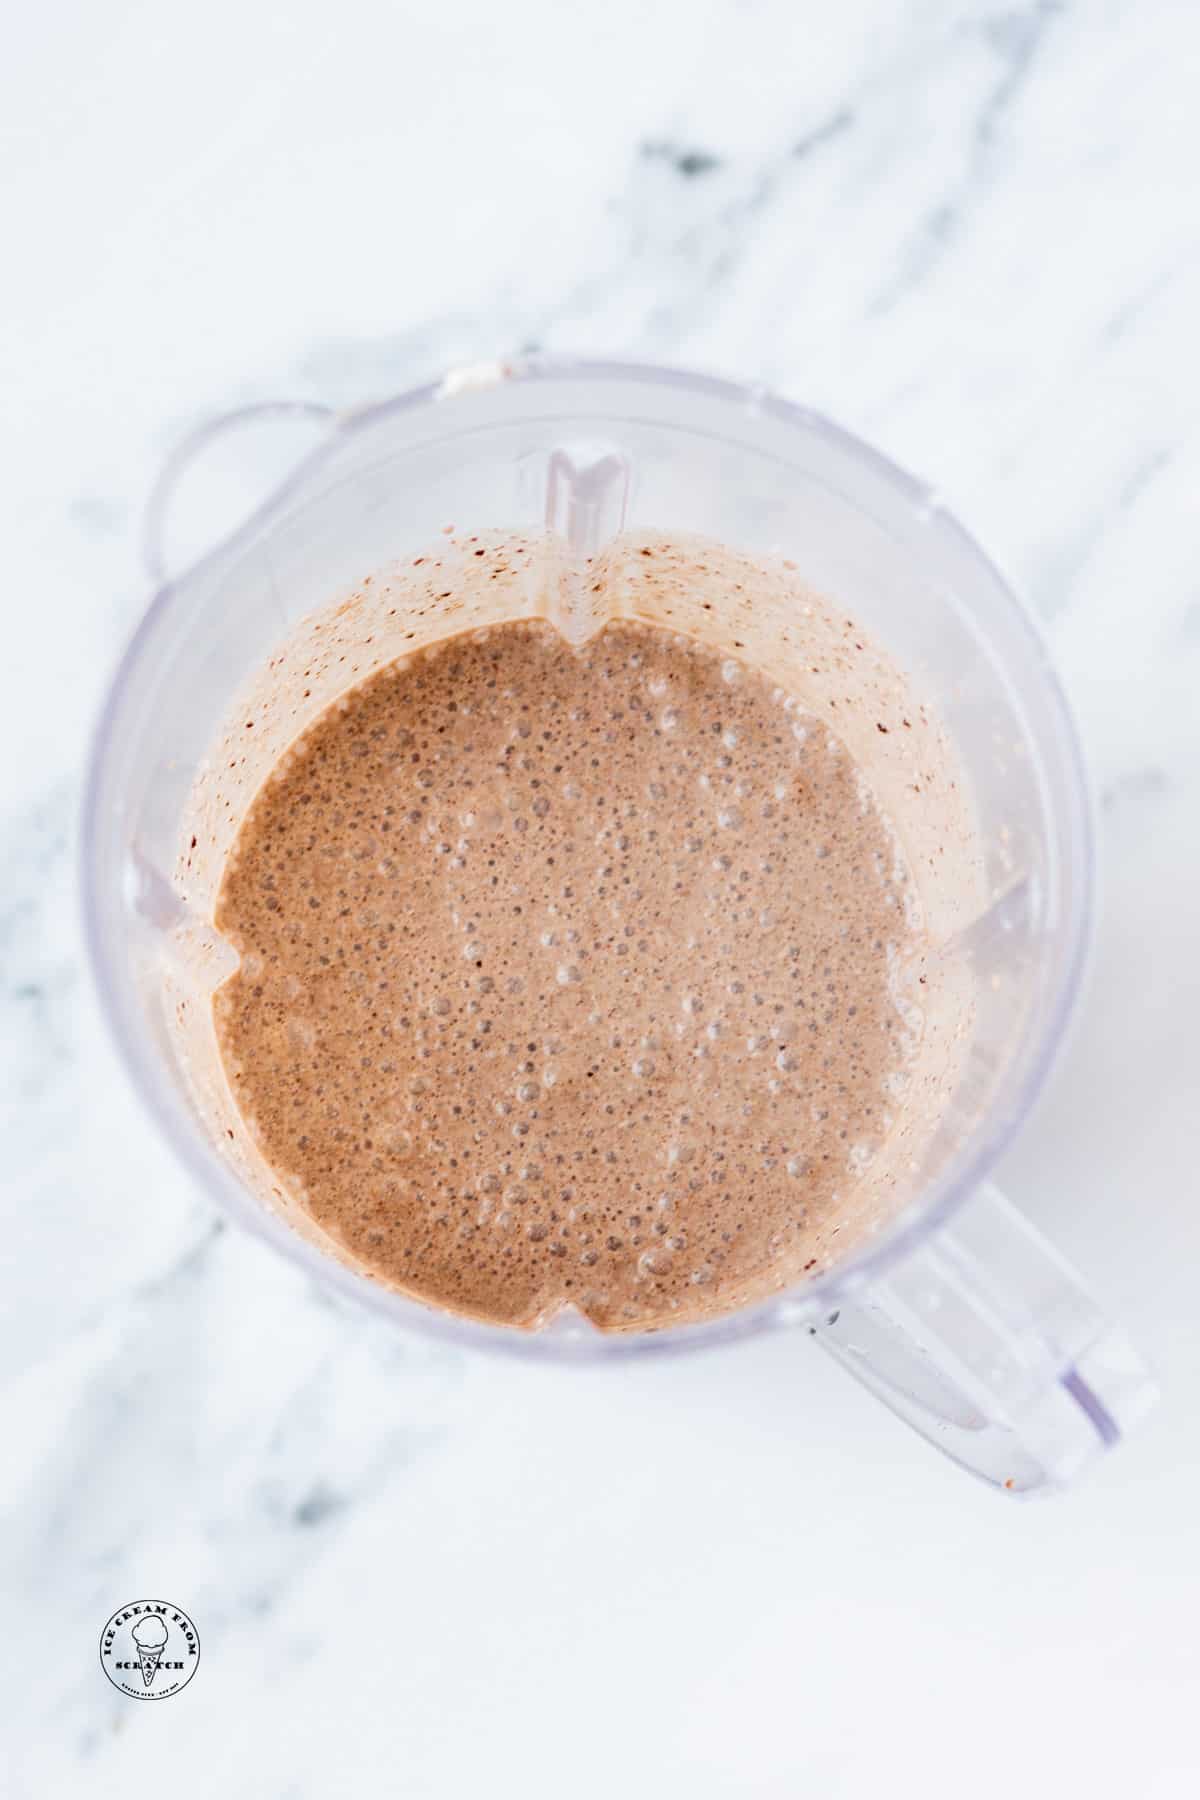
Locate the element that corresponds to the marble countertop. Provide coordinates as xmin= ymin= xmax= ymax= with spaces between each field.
xmin=4 ymin=1 xmax=1199 ymax=1793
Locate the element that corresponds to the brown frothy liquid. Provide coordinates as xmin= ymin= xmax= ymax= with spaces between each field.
xmin=213 ymin=617 xmax=927 ymax=1329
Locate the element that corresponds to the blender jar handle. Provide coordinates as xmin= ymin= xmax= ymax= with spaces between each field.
xmin=810 ymin=1184 xmax=1157 ymax=1494
xmin=141 ymin=400 xmax=340 ymax=586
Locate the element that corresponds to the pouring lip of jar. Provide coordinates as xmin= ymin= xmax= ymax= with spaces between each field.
xmin=79 ymin=354 xmax=1096 ymax=1362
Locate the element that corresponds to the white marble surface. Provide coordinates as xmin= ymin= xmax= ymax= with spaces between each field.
xmin=4 ymin=1 xmax=1200 ymax=1793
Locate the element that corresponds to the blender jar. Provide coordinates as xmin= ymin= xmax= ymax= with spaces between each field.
xmin=82 ymin=357 xmax=1157 ymax=1494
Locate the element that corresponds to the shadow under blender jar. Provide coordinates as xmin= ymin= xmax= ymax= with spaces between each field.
xmin=82 ymin=358 xmax=1156 ymax=1494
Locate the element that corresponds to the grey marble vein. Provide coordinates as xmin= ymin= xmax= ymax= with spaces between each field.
xmin=870 ymin=2 xmax=1067 ymax=309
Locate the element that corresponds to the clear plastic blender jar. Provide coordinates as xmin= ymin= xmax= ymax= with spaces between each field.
xmin=82 ymin=357 xmax=1157 ymax=1493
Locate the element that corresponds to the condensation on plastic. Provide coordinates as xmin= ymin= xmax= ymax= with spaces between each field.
xmin=81 ymin=356 xmax=1157 ymax=1493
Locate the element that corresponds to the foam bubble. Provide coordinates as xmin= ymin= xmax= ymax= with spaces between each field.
xmin=638 ymin=1248 xmax=673 ymax=1277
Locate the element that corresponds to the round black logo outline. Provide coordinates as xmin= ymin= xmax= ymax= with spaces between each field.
xmin=99 ymin=1600 xmax=200 ymax=1700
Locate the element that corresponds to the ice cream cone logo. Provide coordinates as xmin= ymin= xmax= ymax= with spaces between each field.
xmin=99 ymin=1599 xmax=200 ymax=1701
xmin=131 ymin=1615 xmax=169 ymax=1687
